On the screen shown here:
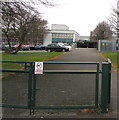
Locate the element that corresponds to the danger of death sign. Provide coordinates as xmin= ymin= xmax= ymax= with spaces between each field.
xmin=34 ymin=62 xmax=43 ymax=74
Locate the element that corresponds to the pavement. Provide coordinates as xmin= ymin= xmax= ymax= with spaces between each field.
xmin=2 ymin=48 xmax=118 ymax=119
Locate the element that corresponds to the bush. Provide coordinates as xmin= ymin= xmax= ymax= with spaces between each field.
xmin=77 ymin=41 xmax=97 ymax=48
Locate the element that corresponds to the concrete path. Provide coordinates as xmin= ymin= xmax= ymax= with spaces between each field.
xmin=2 ymin=48 xmax=118 ymax=119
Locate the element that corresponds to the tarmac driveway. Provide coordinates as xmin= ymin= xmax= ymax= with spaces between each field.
xmin=2 ymin=48 xmax=117 ymax=119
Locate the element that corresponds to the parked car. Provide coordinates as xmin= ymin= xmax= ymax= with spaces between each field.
xmin=21 ymin=45 xmax=30 ymax=50
xmin=58 ymin=43 xmax=72 ymax=51
xmin=29 ymin=45 xmax=35 ymax=50
xmin=4 ymin=45 xmax=10 ymax=49
xmin=12 ymin=44 xmax=30 ymax=50
xmin=1 ymin=44 xmax=15 ymax=50
xmin=0 ymin=44 xmax=5 ymax=50
xmin=12 ymin=44 xmax=21 ymax=50
xmin=35 ymin=44 xmax=45 ymax=50
xmin=45 ymin=43 xmax=69 ymax=52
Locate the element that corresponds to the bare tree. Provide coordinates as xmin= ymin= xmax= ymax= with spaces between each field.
xmin=109 ymin=2 xmax=119 ymax=38
xmin=30 ymin=0 xmax=55 ymax=6
xmin=90 ymin=21 xmax=113 ymax=41
xmin=26 ymin=18 xmax=48 ymax=45
xmin=2 ymin=2 xmax=48 ymax=54
xmin=2 ymin=0 xmax=55 ymax=6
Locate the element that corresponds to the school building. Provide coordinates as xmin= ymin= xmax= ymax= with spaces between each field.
xmin=43 ymin=24 xmax=80 ymax=46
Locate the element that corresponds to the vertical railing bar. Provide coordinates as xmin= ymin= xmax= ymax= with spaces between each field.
xmin=31 ymin=62 xmax=35 ymax=115
xmin=32 ymin=63 xmax=36 ymax=115
xmin=28 ymin=62 xmax=33 ymax=115
xmin=108 ymin=61 xmax=111 ymax=104
xmin=95 ymin=63 xmax=99 ymax=108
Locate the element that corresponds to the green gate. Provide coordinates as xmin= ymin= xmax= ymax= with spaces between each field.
xmin=1 ymin=61 xmax=34 ymax=110
xmin=0 ymin=60 xmax=111 ymax=115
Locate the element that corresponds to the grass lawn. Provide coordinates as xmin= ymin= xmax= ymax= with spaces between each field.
xmin=1 ymin=52 xmax=65 ymax=70
xmin=102 ymin=52 xmax=119 ymax=71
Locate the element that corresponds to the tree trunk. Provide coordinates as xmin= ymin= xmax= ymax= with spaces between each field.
xmin=4 ymin=34 xmax=14 ymax=54
xmin=11 ymin=35 xmax=26 ymax=54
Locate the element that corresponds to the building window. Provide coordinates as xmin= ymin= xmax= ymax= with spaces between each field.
xmin=52 ymin=33 xmax=73 ymax=39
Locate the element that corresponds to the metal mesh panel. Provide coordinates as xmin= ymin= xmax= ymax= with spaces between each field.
xmin=35 ymin=74 xmax=96 ymax=106
xmin=2 ymin=73 xmax=28 ymax=106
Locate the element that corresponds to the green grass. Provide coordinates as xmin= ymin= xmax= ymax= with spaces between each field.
xmin=1 ymin=52 xmax=64 ymax=70
xmin=102 ymin=52 xmax=119 ymax=71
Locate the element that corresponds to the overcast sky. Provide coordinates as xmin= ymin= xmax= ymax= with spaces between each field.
xmin=38 ymin=0 xmax=117 ymax=36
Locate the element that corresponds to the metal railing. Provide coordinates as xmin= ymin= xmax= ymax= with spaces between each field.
xmin=0 ymin=60 xmax=111 ymax=114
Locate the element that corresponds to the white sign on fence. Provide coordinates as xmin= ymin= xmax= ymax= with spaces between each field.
xmin=34 ymin=62 xmax=43 ymax=74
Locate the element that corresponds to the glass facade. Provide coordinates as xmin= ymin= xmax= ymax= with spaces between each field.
xmin=52 ymin=33 xmax=74 ymax=43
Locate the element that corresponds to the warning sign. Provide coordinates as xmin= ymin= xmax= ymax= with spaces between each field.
xmin=34 ymin=62 xmax=43 ymax=74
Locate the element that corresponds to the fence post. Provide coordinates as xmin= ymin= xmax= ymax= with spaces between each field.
xmin=100 ymin=62 xmax=110 ymax=113
xmin=107 ymin=59 xmax=111 ymax=104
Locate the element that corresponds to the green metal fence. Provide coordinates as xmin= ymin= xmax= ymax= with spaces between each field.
xmin=1 ymin=61 xmax=33 ymax=111
xmin=0 ymin=60 xmax=111 ymax=115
